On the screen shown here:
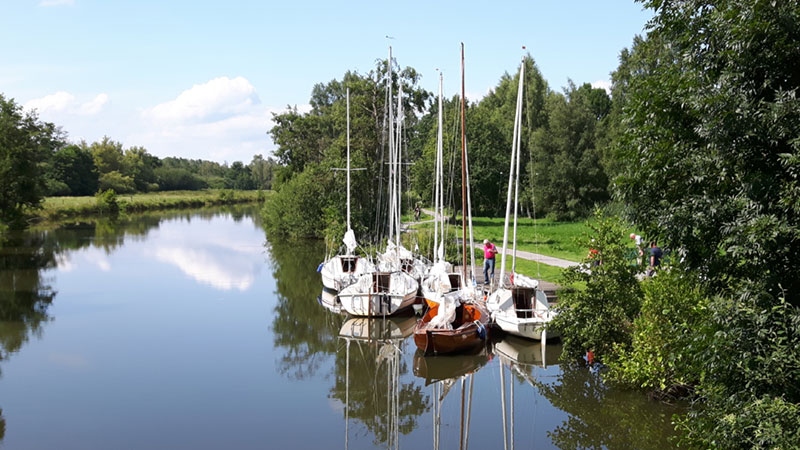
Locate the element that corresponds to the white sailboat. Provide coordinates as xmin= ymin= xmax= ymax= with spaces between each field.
xmin=339 ymin=47 xmax=418 ymax=316
xmin=486 ymin=57 xmax=559 ymax=342
xmin=320 ymin=88 xmax=376 ymax=297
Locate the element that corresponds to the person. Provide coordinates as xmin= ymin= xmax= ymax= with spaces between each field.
xmin=483 ymin=239 xmax=498 ymax=285
xmin=414 ymin=205 xmax=420 ymax=221
xmin=630 ymin=233 xmax=644 ymax=265
xmin=648 ymin=240 xmax=663 ymax=276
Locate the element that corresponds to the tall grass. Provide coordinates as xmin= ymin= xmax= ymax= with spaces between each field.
xmin=36 ymin=190 xmax=267 ymax=222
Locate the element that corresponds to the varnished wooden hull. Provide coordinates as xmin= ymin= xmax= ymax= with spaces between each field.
xmin=413 ymin=303 xmax=490 ymax=354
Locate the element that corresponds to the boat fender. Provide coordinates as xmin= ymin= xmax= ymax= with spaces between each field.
xmin=316 ymin=262 xmax=324 ymax=273
xmin=474 ymin=320 xmax=487 ymax=340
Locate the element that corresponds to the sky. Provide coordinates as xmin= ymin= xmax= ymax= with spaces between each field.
xmin=1 ymin=0 xmax=653 ymax=164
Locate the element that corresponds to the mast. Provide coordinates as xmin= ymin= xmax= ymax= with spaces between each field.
xmin=346 ymin=88 xmax=351 ymax=232
xmin=499 ymin=59 xmax=525 ymax=286
xmin=434 ymin=73 xmax=443 ymax=262
xmin=387 ymin=46 xmax=395 ymax=244
xmin=460 ymin=43 xmax=467 ymax=279
xmin=396 ymin=80 xmax=404 ymax=249
xmin=512 ymin=60 xmax=525 ymax=274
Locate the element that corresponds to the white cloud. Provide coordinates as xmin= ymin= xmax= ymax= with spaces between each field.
xmin=79 ymin=93 xmax=109 ymax=115
xmin=39 ymin=0 xmax=74 ymax=6
xmin=136 ymin=76 xmax=277 ymax=162
xmin=591 ymin=79 xmax=612 ymax=94
xmin=24 ymin=91 xmax=75 ymax=113
xmin=145 ymin=76 xmax=259 ymax=122
xmin=24 ymin=91 xmax=108 ymax=116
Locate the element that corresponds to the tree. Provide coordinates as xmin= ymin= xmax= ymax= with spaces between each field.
xmin=123 ymin=146 xmax=160 ymax=192
xmin=46 ymin=144 xmax=98 ymax=196
xmin=0 ymin=94 xmax=64 ymax=227
xmin=613 ymin=1 xmax=800 ymax=446
xmin=90 ymin=136 xmax=126 ymax=175
xmin=529 ymin=83 xmax=610 ymax=220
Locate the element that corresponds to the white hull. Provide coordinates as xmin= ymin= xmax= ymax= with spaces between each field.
xmin=487 ymin=283 xmax=558 ymax=341
xmin=321 ymin=255 xmax=375 ymax=292
xmin=338 ymin=271 xmax=418 ymax=317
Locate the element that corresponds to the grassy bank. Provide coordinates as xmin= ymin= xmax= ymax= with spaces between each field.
xmin=409 ymin=215 xmax=591 ymax=284
xmin=34 ymin=190 xmax=268 ymax=222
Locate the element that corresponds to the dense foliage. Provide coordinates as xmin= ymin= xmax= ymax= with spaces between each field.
xmin=547 ymin=1 xmax=800 ymax=447
xmin=0 ymin=95 xmax=65 ymax=228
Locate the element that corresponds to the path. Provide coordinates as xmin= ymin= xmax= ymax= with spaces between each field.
xmin=405 ymin=208 xmax=579 ymax=269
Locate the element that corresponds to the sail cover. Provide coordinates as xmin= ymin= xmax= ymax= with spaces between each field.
xmin=343 ymin=229 xmax=358 ymax=253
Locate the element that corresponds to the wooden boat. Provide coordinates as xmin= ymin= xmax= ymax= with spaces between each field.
xmin=413 ymin=297 xmax=490 ymax=354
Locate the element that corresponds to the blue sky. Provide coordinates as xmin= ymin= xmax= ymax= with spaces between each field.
xmin=1 ymin=0 xmax=653 ymax=163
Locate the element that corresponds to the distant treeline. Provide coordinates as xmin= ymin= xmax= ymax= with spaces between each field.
xmin=0 ymin=95 xmax=277 ymax=227
xmin=45 ymin=137 xmax=278 ymax=196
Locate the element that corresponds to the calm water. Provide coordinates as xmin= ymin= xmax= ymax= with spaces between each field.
xmin=0 ymin=207 xmax=681 ymax=449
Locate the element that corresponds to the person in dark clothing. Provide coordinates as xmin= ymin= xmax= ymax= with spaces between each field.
xmin=648 ymin=240 xmax=663 ymax=276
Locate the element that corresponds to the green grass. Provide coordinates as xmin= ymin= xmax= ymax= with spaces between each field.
xmin=400 ymin=212 xmax=432 ymax=222
xmin=412 ymin=215 xmax=591 ymax=263
xmin=35 ymin=190 xmax=266 ymax=221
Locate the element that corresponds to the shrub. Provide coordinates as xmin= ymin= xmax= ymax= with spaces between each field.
xmin=551 ymin=210 xmax=643 ymax=361
xmin=95 ymin=189 xmax=119 ymax=215
xmin=98 ymin=171 xmax=135 ymax=194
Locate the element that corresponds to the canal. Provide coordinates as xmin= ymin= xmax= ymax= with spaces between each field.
xmin=0 ymin=207 xmax=681 ymax=449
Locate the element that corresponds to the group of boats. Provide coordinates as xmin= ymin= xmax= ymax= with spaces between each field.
xmin=319 ymin=45 xmax=559 ymax=357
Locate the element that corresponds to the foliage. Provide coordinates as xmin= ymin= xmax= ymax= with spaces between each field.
xmin=95 ymin=189 xmax=119 ymax=214
xmin=0 ymin=94 xmax=64 ymax=228
xmin=266 ymin=62 xmax=430 ymax=241
xmin=262 ymin=165 xmax=331 ymax=238
xmin=530 ymin=83 xmax=611 ymax=220
xmin=675 ymin=294 xmax=800 ymax=449
xmin=607 ymin=267 xmax=709 ymax=393
xmin=615 ymin=0 xmax=800 ymax=304
xmin=98 ymin=170 xmax=136 ymax=194
xmin=45 ymin=144 xmax=98 ymax=196
xmin=551 ymin=210 xmax=643 ymax=360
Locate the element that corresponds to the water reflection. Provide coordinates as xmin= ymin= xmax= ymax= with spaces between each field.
xmin=0 ymin=231 xmax=58 ymax=367
xmin=335 ymin=315 xmax=427 ymax=448
xmin=534 ymin=362 xmax=682 ymax=449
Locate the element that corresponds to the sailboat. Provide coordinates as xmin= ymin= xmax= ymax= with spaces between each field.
xmin=320 ymin=88 xmax=376 ymax=297
xmin=419 ymin=72 xmax=468 ymax=309
xmin=338 ymin=47 xmax=419 ymax=317
xmin=486 ymin=56 xmax=559 ymax=342
xmin=413 ymin=44 xmax=490 ymax=355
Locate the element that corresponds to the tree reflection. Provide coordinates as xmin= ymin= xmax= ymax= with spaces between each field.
xmin=0 ymin=231 xmax=57 ymax=365
xmin=534 ymin=362 xmax=682 ymax=449
xmin=267 ymin=237 xmax=345 ymax=380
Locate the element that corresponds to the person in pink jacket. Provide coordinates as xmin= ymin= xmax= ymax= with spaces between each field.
xmin=483 ymin=239 xmax=498 ymax=285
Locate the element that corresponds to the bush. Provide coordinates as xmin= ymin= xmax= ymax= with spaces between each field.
xmin=262 ymin=166 xmax=331 ymax=238
xmin=95 ymin=189 xmax=119 ymax=214
xmin=551 ymin=210 xmax=643 ymax=361
xmin=607 ymin=267 xmax=709 ymax=394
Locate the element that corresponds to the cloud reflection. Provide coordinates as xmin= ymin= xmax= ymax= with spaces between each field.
xmin=149 ymin=219 xmax=264 ymax=291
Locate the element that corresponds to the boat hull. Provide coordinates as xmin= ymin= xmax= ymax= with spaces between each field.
xmin=338 ymin=271 xmax=418 ymax=317
xmin=413 ymin=302 xmax=490 ymax=354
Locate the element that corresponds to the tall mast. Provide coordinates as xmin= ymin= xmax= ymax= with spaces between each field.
xmin=346 ymin=87 xmax=351 ymax=232
xmin=512 ymin=60 xmax=525 ymax=274
xmin=386 ymin=46 xmax=395 ymax=243
xmin=460 ymin=43 xmax=467 ymax=279
xmin=434 ymin=72 xmax=443 ymax=262
xmin=499 ymin=58 xmax=525 ymax=285
xmin=395 ymin=80 xmax=404 ymax=249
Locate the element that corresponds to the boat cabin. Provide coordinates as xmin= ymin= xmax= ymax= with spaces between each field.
xmin=340 ymin=256 xmax=359 ymax=273
xmin=372 ymin=272 xmax=391 ymax=293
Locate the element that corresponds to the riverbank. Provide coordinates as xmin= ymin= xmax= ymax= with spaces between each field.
xmin=32 ymin=190 xmax=269 ymax=222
